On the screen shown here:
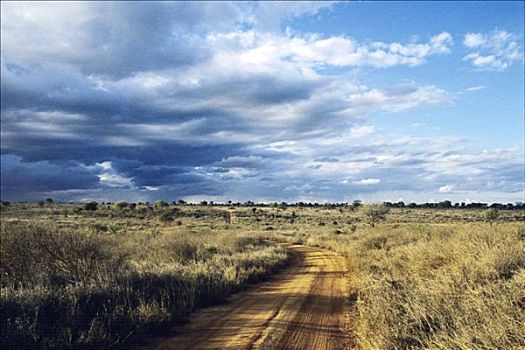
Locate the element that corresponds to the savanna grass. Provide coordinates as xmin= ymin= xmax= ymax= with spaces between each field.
xmin=268 ymin=207 xmax=525 ymax=350
xmin=0 ymin=212 xmax=289 ymax=349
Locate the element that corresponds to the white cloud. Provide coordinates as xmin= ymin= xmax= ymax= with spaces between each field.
xmin=463 ymin=33 xmax=486 ymax=48
xmin=95 ymin=161 xmax=134 ymax=188
xmin=348 ymin=125 xmax=375 ymax=138
xmin=354 ymin=178 xmax=381 ymax=185
xmin=464 ymin=85 xmax=485 ymax=92
xmin=1 ymin=2 xmax=522 ymax=204
xmin=463 ymin=29 xmax=523 ymax=70
xmin=209 ymin=30 xmax=453 ymax=70
xmin=438 ymin=184 xmax=455 ymax=193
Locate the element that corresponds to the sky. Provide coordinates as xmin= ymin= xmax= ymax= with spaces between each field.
xmin=1 ymin=1 xmax=524 ymax=204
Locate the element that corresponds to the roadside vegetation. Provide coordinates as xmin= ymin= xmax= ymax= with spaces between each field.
xmin=0 ymin=203 xmax=289 ymax=349
xmin=271 ymin=205 xmax=525 ymax=349
xmin=1 ymin=201 xmax=524 ymax=349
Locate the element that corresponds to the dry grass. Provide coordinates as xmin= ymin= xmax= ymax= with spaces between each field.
xmin=0 ymin=205 xmax=289 ymax=349
xmin=1 ymin=203 xmax=524 ymax=349
xmin=266 ymin=208 xmax=525 ymax=350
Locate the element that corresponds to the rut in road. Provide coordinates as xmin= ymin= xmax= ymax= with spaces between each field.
xmin=138 ymin=244 xmax=352 ymax=350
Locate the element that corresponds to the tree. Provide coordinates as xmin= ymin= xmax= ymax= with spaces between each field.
xmin=483 ymin=208 xmax=499 ymax=226
xmin=362 ymin=204 xmax=390 ymax=228
xmin=438 ymin=200 xmax=452 ymax=209
xmin=45 ymin=198 xmax=54 ymax=205
xmin=84 ymin=201 xmax=98 ymax=211
xmin=154 ymin=200 xmax=169 ymax=209
xmin=113 ymin=201 xmax=128 ymax=210
xmin=352 ymin=200 xmax=362 ymax=210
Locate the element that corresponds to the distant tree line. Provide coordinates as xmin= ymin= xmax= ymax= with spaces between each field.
xmin=382 ymin=201 xmax=524 ymax=210
xmin=2 ymin=198 xmax=523 ymax=211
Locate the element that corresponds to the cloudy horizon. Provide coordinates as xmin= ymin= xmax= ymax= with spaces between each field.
xmin=1 ymin=1 xmax=524 ymax=204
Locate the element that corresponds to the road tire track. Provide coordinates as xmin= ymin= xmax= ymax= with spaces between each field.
xmin=137 ymin=244 xmax=352 ymax=350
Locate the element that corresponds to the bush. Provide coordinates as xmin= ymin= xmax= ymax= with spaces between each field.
xmin=154 ymin=200 xmax=169 ymax=209
xmin=0 ymin=222 xmax=118 ymax=288
xmin=0 ymin=218 xmax=289 ymax=348
xmin=362 ymin=204 xmax=390 ymax=228
xmin=113 ymin=201 xmax=128 ymax=210
xmin=84 ymin=201 xmax=98 ymax=211
xmin=159 ymin=212 xmax=174 ymax=224
xmin=483 ymin=208 xmax=499 ymax=225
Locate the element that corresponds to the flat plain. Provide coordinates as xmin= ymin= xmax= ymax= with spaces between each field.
xmin=1 ymin=203 xmax=524 ymax=349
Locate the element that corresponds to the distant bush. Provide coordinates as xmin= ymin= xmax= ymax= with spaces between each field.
xmin=159 ymin=212 xmax=174 ymax=224
xmin=362 ymin=204 xmax=390 ymax=228
xmin=483 ymin=208 xmax=499 ymax=225
xmin=113 ymin=201 xmax=128 ymax=210
xmin=83 ymin=201 xmax=98 ymax=211
xmin=154 ymin=200 xmax=169 ymax=209
xmin=352 ymin=200 xmax=363 ymax=210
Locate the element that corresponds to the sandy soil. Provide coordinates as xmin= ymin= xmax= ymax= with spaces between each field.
xmin=138 ymin=244 xmax=352 ymax=350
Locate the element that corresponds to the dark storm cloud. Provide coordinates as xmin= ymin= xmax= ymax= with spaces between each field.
xmin=1 ymin=2 xmax=522 ymax=203
xmin=0 ymin=155 xmax=99 ymax=200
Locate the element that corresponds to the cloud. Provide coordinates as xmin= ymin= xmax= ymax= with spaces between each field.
xmin=0 ymin=154 xmax=100 ymax=200
xmin=463 ymin=33 xmax=486 ymax=48
xmin=438 ymin=184 xmax=455 ymax=193
xmin=1 ymin=2 xmax=522 ymax=203
xmin=210 ymin=30 xmax=453 ymax=70
xmin=462 ymin=29 xmax=523 ymax=70
xmin=241 ymin=1 xmax=336 ymax=31
xmin=464 ymin=85 xmax=485 ymax=92
xmin=93 ymin=161 xmax=134 ymax=188
xmin=354 ymin=178 xmax=381 ymax=185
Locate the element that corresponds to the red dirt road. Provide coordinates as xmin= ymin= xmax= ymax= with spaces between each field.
xmin=139 ymin=244 xmax=352 ymax=350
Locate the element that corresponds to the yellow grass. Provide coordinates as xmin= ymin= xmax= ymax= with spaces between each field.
xmin=1 ymin=203 xmax=524 ymax=349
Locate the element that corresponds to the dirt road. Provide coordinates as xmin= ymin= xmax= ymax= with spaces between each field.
xmin=139 ymin=244 xmax=351 ymax=350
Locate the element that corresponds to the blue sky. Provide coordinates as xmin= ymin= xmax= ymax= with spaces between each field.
xmin=1 ymin=1 xmax=524 ymax=203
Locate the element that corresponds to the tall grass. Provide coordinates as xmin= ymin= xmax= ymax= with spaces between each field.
xmin=0 ymin=220 xmax=289 ymax=349
xmin=2 ymin=204 xmax=523 ymax=349
xmin=274 ymin=217 xmax=525 ymax=349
